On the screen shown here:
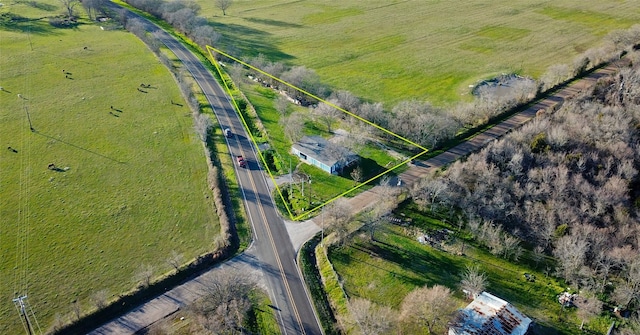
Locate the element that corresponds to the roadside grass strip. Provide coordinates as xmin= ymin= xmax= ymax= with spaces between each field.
xmin=206 ymin=45 xmax=428 ymax=220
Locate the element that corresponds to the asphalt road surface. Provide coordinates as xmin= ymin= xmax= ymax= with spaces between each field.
xmin=92 ymin=4 xmax=624 ymax=334
xmin=91 ymin=6 xmax=322 ymax=335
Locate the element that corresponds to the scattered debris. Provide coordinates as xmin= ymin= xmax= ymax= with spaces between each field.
xmin=558 ymin=292 xmax=576 ymax=308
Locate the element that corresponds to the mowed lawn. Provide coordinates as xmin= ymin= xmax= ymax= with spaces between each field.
xmin=0 ymin=4 xmax=218 ymax=333
xmin=195 ymin=0 xmax=640 ymax=106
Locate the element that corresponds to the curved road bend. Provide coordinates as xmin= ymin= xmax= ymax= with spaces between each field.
xmin=92 ymin=6 xmax=322 ymax=335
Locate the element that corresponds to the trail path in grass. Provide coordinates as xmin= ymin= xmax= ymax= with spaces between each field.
xmin=346 ymin=61 xmax=623 ymax=213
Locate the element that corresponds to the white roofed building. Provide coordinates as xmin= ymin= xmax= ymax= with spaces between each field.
xmin=291 ymin=135 xmax=358 ymax=175
xmin=449 ymin=292 xmax=532 ymax=335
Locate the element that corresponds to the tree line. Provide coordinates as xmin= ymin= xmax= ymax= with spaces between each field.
xmin=118 ymin=0 xmax=220 ymax=49
xmin=227 ymin=26 xmax=640 ymax=153
xmin=115 ymin=0 xmax=640 ymax=154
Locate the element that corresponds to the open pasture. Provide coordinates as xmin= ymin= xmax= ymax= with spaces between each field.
xmin=197 ymin=0 xmax=640 ymax=106
xmin=0 ymin=3 xmax=218 ymax=333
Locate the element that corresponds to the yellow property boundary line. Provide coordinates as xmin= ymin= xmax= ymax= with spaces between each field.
xmin=206 ymin=45 xmax=428 ymax=220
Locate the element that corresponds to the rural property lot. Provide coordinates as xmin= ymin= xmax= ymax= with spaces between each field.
xmin=207 ymin=46 xmax=428 ymax=219
xmin=195 ymin=0 xmax=640 ymax=106
xmin=0 ymin=3 xmax=218 ymax=333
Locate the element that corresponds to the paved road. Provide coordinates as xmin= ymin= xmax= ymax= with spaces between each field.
xmin=90 ymin=6 xmax=322 ymax=335
xmin=347 ymin=62 xmax=622 ymax=211
xmin=91 ymin=5 xmax=623 ymax=333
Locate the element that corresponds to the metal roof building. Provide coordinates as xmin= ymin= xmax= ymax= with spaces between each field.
xmin=291 ymin=135 xmax=357 ymax=174
xmin=449 ymin=292 xmax=532 ymax=335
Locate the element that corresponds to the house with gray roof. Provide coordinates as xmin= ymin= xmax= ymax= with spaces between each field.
xmin=291 ymin=135 xmax=358 ymax=175
xmin=449 ymin=292 xmax=532 ymax=335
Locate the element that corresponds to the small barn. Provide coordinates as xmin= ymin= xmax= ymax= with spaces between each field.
xmin=449 ymin=292 xmax=532 ymax=335
xmin=291 ymin=135 xmax=358 ymax=175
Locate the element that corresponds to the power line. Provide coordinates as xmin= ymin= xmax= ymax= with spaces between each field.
xmin=12 ymin=296 xmax=34 ymax=335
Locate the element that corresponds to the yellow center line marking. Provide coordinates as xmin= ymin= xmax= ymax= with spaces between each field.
xmin=206 ymin=51 xmax=306 ymax=334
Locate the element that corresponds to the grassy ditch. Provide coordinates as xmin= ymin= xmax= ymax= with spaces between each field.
xmin=299 ymin=235 xmax=341 ymax=335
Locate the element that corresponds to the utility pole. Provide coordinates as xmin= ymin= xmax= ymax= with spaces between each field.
xmin=13 ymin=295 xmax=34 ymax=335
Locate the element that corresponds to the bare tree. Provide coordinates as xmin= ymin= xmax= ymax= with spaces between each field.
xmin=540 ymin=64 xmax=570 ymax=91
xmin=191 ymin=270 xmax=257 ymax=334
xmin=553 ymin=231 xmax=590 ymax=285
xmin=332 ymin=90 xmax=361 ymax=114
xmin=134 ymin=264 xmax=154 ymax=288
xmin=165 ymin=8 xmax=197 ymax=34
xmin=313 ymin=101 xmax=340 ymax=133
xmin=460 ymin=265 xmax=487 ymax=300
xmin=91 ymin=289 xmax=109 ymax=309
xmin=71 ymin=300 xmax=82 ymax=321
xmin=532 ymin=245 xmax=546 ymax=269
xmin=281 ymin=66 xmax=325 ymax=104
xmin=281 ymin=112 xmax=305 ymax=143
xmin=358 ymin=102 xmax=388 ymax=130
xmin=323 ymin=198 xmax=353 ymax=245
xmin=350 ymin=165 xmax=363 ymax=183
xmin=574 ymin=293 xmax=602 ymax=330
xmin=412 ymin=177 xmax=448 ymax=212
xmin=274 ymin=95 xmax=290 ymax=115
xmin=618 ymin=313 xmax=640 ymax=335
xmin=501 ymin=233 xmax=523 ymax=261
xmin=400 ymin=285 xmax=458 ymax=335
xmin=49 ymin=313 xmax=65 ymax=333
xmin=191 ymin=25 xmax=220 ymax=49
xmin=81 ymin=0 xmax=107 ymax=20
xmin=194 ymin=113 xmax=212 ymax=142
xmin=349 ymin=298 xmax=397 ymax=335
xmin=215 ymin=0 xmax=232 ymax=15
xmin=613 ymin=258 xmax=640 ymax=310
xmin=362 ymin=185 xmax=400 ymax=241
xmin=167 ymin=250 xmax=184 ymax=272
xmin=59 ymin=0 xmax=80 ymax=18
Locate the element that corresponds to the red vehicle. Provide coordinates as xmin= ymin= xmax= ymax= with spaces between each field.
xmin=236 ymin=155 xmax=247 ymax=168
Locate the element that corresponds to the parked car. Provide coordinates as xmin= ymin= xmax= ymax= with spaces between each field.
xmin=236 ymin=155 xmax=247 ymax=168
xmin=224 ymin=128 xmax=232 ymax=138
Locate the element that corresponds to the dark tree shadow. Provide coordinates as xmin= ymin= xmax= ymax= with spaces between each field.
xmin=341 ymin=157 xmax=385 ymax=182
xmin=330 ymin=227 xmax=465 ymax=289
xmin=243 ymin=17 xmax=304 ymax=29
xmin=207 ymin=21 xmax=294 ymax=62
xmin=0 ymin=13 xmax=60 ymax=35
xmin=17 ymin=0 xmax=58 ymax=11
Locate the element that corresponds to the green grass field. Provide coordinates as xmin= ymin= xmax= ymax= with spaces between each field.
xmin=0 ymin=3 xmax=219 ymax=333
xmin=194 ymin=0 xmax=640 ymax=107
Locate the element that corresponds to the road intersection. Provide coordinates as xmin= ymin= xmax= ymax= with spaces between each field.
xmin=91 ymin=5 xmax=623 ymax=334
